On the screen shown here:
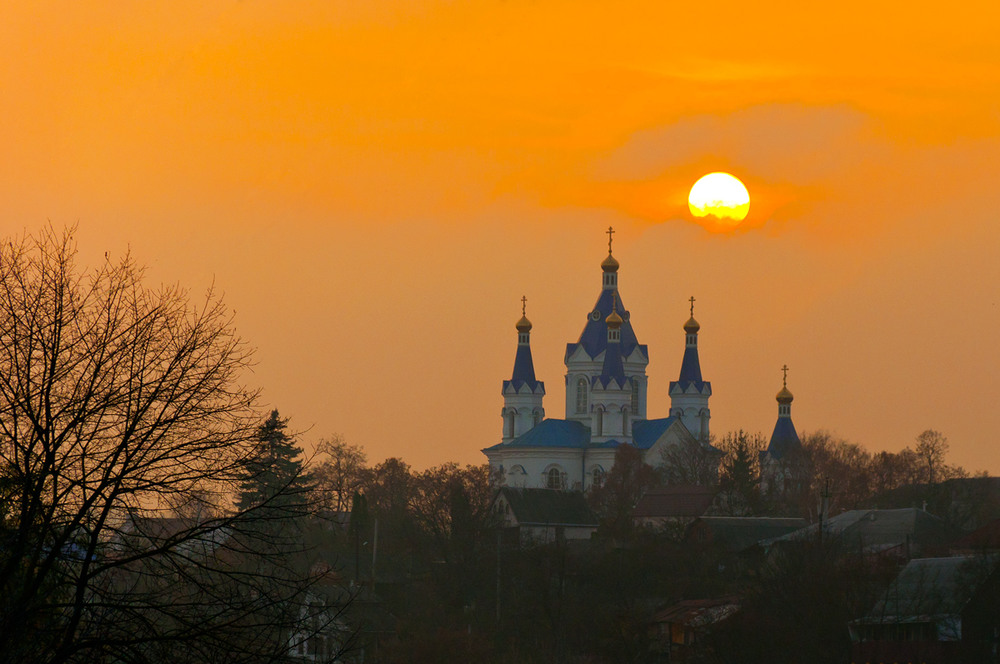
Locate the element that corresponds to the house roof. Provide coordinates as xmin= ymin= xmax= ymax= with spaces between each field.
xmin=858 ymin=556 xmax=993 ymax=624
xmin=951 ymin=518 xmax=1000 ymax=552
xmin=689 ymin=517 xmax=808 ymax=552
xmin=633 ymin=486 xmax=717 ymax=519
xmin=651 ymin=596 xmax=741 ymax=628
xmin=766 ymin=508 xmax=955 ymax=552
xmin=498 ymin=487 xmax=599 ymax=527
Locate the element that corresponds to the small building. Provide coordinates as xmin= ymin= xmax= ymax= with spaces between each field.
xmin=648 ymin=596 xmax=740 ymax=663
xmin=494 ymin=487 xmax=598 ymax=545
xmin=633 ymin=485 xmax=718 ymax=530
xmin=950 ymin=518 xmax=1000 ymax=555
xmin=764 ymin=508 xmax=957 ymax=558
xmin=849 ymin=556 xmax=1000 ymax=664
xmin=686 ymin=516 xmax=808 ymax=553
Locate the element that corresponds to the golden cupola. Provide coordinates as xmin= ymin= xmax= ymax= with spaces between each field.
xmin=776 ymin=365 xmax=794 ymax=404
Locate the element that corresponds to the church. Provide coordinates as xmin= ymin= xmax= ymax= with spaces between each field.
xmin=483 ymin=228 xmax=804 ymax=493
xmin=483 ymin=229 xmax=719 ymax=491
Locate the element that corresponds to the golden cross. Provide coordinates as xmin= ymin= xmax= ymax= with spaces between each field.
xmin=521 ymin=295 xmax=527 ymax=316
xmin=689 ymin=296 xmax=696 ymax=317
xmin=781 ymin=364 xmax=789 ymax=387
xmin=606 ymin=226 xmax=615 ymax=254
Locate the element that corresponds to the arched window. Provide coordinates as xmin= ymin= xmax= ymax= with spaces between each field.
xmin=595 ymin=407 xmax=604 ymax=436
xmin=622 ymin=407 xmax=630 ymax=436
xmin=631 ymin=379 xmax=640 ymax=413
xmin=546 ymin=467 xmax=564 ymax=490
xmin=591 ymin=466 xmax=606 ymax=489
xmin=504 ymin=409 xmax=515 ymax=438
xmin=533 ymin=409 xmax=543 ymax=426
xmin=575 ymin=378 xmax=588 ymax=414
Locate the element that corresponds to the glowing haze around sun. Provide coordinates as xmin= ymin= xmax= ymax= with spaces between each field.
xmin=688 ymin=172 xmax=751 ymax=226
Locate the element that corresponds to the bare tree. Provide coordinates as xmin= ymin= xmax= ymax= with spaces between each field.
xmin=0 ymin=227 xmax=344 ymax=664
xmin=915 ymin=429 xmax=949 ymax=485
xmin=588 ymin=444 xmax=662 ymax=539
xmin=659 ymin=435 xmax=723 ymax=486
xmin=801 ymin=431 xmax=873 ymax=510
xmin=312 ymin=434 xmax=368 ymax=515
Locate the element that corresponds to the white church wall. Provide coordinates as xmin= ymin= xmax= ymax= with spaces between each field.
xmin=488 ymin=449 xmax=585 ymax=490
xmin=501 ymin=387 xmax=544 ymax=440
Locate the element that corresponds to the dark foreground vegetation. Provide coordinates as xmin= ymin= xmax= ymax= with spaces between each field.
xmin=312 ymin=432 xmax=1000 ymax=664
xmin=2 ymin=227 xmax=998 ymax=664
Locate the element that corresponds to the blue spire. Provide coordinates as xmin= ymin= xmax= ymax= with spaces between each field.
xmin=678 ymin=346 xmax=703 ymax=384
xmin=765 ymin=366 xmax=801 ymax=459
xmin=509 ymin=345 xmax=539 ymax=389
xmin=766 ymin=418 xmax=801 ymax=460
xmin=594 ymin=300 xmax=628 ymax=388
xmin=504 ymin=298 xmax=543 ymax=393
xmin=673 ymin=297 xmax=707 ymax=390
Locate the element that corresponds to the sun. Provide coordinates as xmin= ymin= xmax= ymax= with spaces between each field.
xmin=688 ymin=172 xmax=750 ymax=225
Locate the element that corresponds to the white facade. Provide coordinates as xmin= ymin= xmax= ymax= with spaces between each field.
xmin=483 ymin=237 xmax=716 ymax=489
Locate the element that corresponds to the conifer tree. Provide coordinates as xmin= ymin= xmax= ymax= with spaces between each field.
xmin=237 ymin=409 xmax=310 ymax=518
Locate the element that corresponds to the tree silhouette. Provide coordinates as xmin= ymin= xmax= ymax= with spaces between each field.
xmin=0 ymin=227 xmax=342 ymax=664
xmin=236 ymin=409 xmax=311 ymax=518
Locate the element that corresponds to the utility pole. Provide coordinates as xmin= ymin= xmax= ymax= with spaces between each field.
xmin=371 ymin=516 xmax=379 ymax=593
xmin=818 ymin=478 xmax=832 ymax=545
xmin=496 ymin=528 xmax=502 ymax=628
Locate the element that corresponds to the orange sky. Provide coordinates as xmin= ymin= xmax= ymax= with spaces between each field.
xmin=3 ymin=1 xmax=999 ymax=472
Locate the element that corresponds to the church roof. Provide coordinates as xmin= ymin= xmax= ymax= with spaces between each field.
xmin=483 ymin=416 xmax=680 ymax=452
xmin=565 ymin=288 xmax=647 ymax=363
xmin=593 ymin=333 xmax=628 ymax=389
xmin=484 ymin=418 xmax=591 ymax=451
xmin=633 ymin=417 xmax=678 ymax=450
xmin=764 ymin=417 xmax=801 ymax=460
xmin=676 ymin=346 xmax=704 ymax=387
xmin=504 ymin=343 xmax=543 ymax=392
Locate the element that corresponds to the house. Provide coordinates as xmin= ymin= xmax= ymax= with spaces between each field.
xmin=950 ymin=518 xmax=1000 ymax=555
xmin=686 ymin=516 xmax=808 ymax=553
xmin=494 ymin=487 xmax=599 ymax=544
xmin=648 ymin=596 xmax=740 ymax=663
xmin=764 ymin=508 xmax=957 ymax=558
xmin=286 ymin=568 xmax=355 ymax=663
xmin=849 ymin=556 xmax=1000 ymax=664
xmin=633 ymin=485 xmax=718 ymax=530
xmin=110 ymin=516 xmax=369 ymax=662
